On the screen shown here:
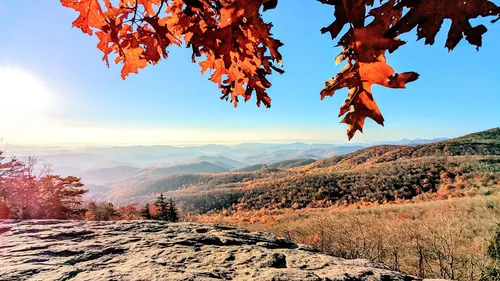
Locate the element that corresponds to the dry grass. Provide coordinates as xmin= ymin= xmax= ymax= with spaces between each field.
xmin=191 ymin=196 xmax=500 ymax=280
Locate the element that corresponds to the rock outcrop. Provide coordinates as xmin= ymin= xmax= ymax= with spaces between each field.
xmin=0 ymin=220 xmax=438 ymax=281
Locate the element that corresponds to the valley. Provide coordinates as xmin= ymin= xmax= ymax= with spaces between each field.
xmin=10 ymin=129 xmax=498 ymax=213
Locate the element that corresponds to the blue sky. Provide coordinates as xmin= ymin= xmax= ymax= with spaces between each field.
xmin=0 ymin=1 xmax=498 ymax=145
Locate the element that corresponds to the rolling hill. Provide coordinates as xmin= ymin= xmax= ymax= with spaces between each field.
xmin=231 ymin=158 xmax=316 ymax=172
xmin=132 ymin=161 xmax=230 ymax=177
xmin=103 ymin=159 xmax=317 ymax=202
xmin=190 ymin=156 xmax=247 ymax=169
xmin=79 ymin=165 xmax=139 ymax=182
xmin=133 ymin=128 xmax=500 ymax=213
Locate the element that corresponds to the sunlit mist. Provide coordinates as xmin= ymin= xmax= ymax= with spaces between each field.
xmin=0 ymin=66 xmax=52 ymax=117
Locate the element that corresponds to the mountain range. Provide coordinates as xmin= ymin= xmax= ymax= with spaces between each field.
xmin=9 ymin=137 xmax=448 ymax=187
xmin=91 ymin=128 xmax=499 ymax=213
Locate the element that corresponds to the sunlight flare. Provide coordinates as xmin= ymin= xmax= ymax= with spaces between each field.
xmin=0 ymin=66 xmax=52 ymax=115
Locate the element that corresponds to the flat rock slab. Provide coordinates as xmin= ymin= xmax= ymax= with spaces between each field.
xmin=0 ymin=220 xmax=428 ymax=281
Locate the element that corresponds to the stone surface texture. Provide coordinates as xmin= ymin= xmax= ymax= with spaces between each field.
xmin=0 ymin=220 xmax=443 ymax=281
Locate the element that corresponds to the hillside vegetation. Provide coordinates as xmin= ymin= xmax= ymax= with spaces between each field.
xmin=231 ymin=158 xmax=317 ymax=172
xmin=183 ymin=128 xmax=500 ymax=280
xmin=192 ymin=196 xmax=500 ymax=281
xmin=156 ymin=128 xmax=499 ymax=213
xmin=105 ymin=159 xmax=317 ymax=202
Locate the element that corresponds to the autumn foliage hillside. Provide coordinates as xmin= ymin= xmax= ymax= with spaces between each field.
xmin=118 ymin=128 xmax=500 ymax=213
xmin=298 ymin=127 xmax=500 ymax=173
xmin=192 ymin=196 xmax=500 ymax=281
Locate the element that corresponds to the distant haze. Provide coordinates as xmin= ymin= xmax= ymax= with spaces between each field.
xmin=4 ymin=137 xmax=448 ymax=201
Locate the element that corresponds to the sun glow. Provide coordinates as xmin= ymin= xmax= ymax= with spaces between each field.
xmin=0 ymin=66 xmax=57 ymax=145
xmin=0 ymin=66 xmax=52 ymax=116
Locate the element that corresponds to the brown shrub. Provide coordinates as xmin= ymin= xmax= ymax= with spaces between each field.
xmin=193 ymin=196 xmax=500 ymax=281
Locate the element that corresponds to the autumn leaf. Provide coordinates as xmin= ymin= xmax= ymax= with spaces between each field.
xmin=61 ymin=0 xmax=106 ymax=35
xmin=385 ymin=0 xmax=500 ymax=50
xmin=321 ymin=1 xmax=418 ymax=139
xmin=219 ymin=0 xmax=262 ymax=28
xmin=321 ymin=56 xmax=418 ymax=139
xmin=137 ymin=0 xmax=162 ymax=16
xmin=263 ymin=0 xmax=279 ymax=11
xmin=119 ymin=47 xmax=148 ymax=79
xmin=319 ymin=0 xmax=374 ymax=39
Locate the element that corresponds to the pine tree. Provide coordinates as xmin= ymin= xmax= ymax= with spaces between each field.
xmin=141 ymin=203 xmax=152 ymax=220
xmin=154 ymin=193 xmax=168 ymax=221
xmin=167 ymin=198 xmax=179 ymax=222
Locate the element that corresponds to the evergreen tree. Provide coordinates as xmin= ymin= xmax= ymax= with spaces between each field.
xmin=167 ymin=198 xmax=179 ymax=222
xmin=141 ymin=203 xmax=152 ymax=220
xmin=154 ymin=193 xmax=168 ymax=221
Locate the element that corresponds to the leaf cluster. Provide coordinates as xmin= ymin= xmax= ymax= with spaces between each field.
xmin=61 ymin=0 xmax=500 ymax=139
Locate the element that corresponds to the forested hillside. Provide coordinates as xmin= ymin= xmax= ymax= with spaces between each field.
xmin=231 ymin=158 xmax=316 ymax=172
xmin=161 ymin=128 xmax=499 ymax=213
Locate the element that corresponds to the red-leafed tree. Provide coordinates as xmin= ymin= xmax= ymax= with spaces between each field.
xmin=116 ymin=202 xmax=143 ymax=220
xmin=61 ymin=0 xmax=500 ymax=139
xmin=0 ymin=150 xmax=88 ymax=219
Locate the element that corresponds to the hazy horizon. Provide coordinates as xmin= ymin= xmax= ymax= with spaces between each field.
xmin=2 ymin=134 xmax=454 ymax=148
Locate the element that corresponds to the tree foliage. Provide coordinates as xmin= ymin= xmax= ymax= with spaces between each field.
xmin=167 ymin=198 xmax=180 ymax=222
xmin=154 ymin=193 xmax=180 ymax=221
xmin=83 ymin=196 xmax=181 ymax=221
xmin=154 ymin=192 xmax=169 ymax=220
xmin=141 ymin=202 xmax=153 ymax=219
xmin=61 ymin=0 xmax=500 ymax=139
xmin=85 ymin=201 xmax=119 ymax=220
xmin=0 ymin=151 xmax=88 ymax=219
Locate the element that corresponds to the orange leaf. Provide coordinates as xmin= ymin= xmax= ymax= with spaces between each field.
xmin=120 ymin=47 xmax=148 ymax=79
xmin=61 ymin=0 xmax=106 ymax=35
xmin=386 ymin=0 xmax=500 ymax=50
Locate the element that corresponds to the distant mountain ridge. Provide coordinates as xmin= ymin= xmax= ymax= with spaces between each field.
xmin=299 ymin=128 xmax=499 ymax=173
xmin=134 ymin=161 xmax=230 ymax=176
xmin=190 ymin=156 xmax=247 ymax=169
xmin=20 ymin=142 xmax=367 ymax=183
xmin=99 ymin=128 xmax=499 ymax=212
xmin=79 ymin=165 xmax=139 ymax=181
xmin=372 ymin=137 xmax=449 ymax=146
xmin=232 ymin=159 xmax=317 ymax=172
